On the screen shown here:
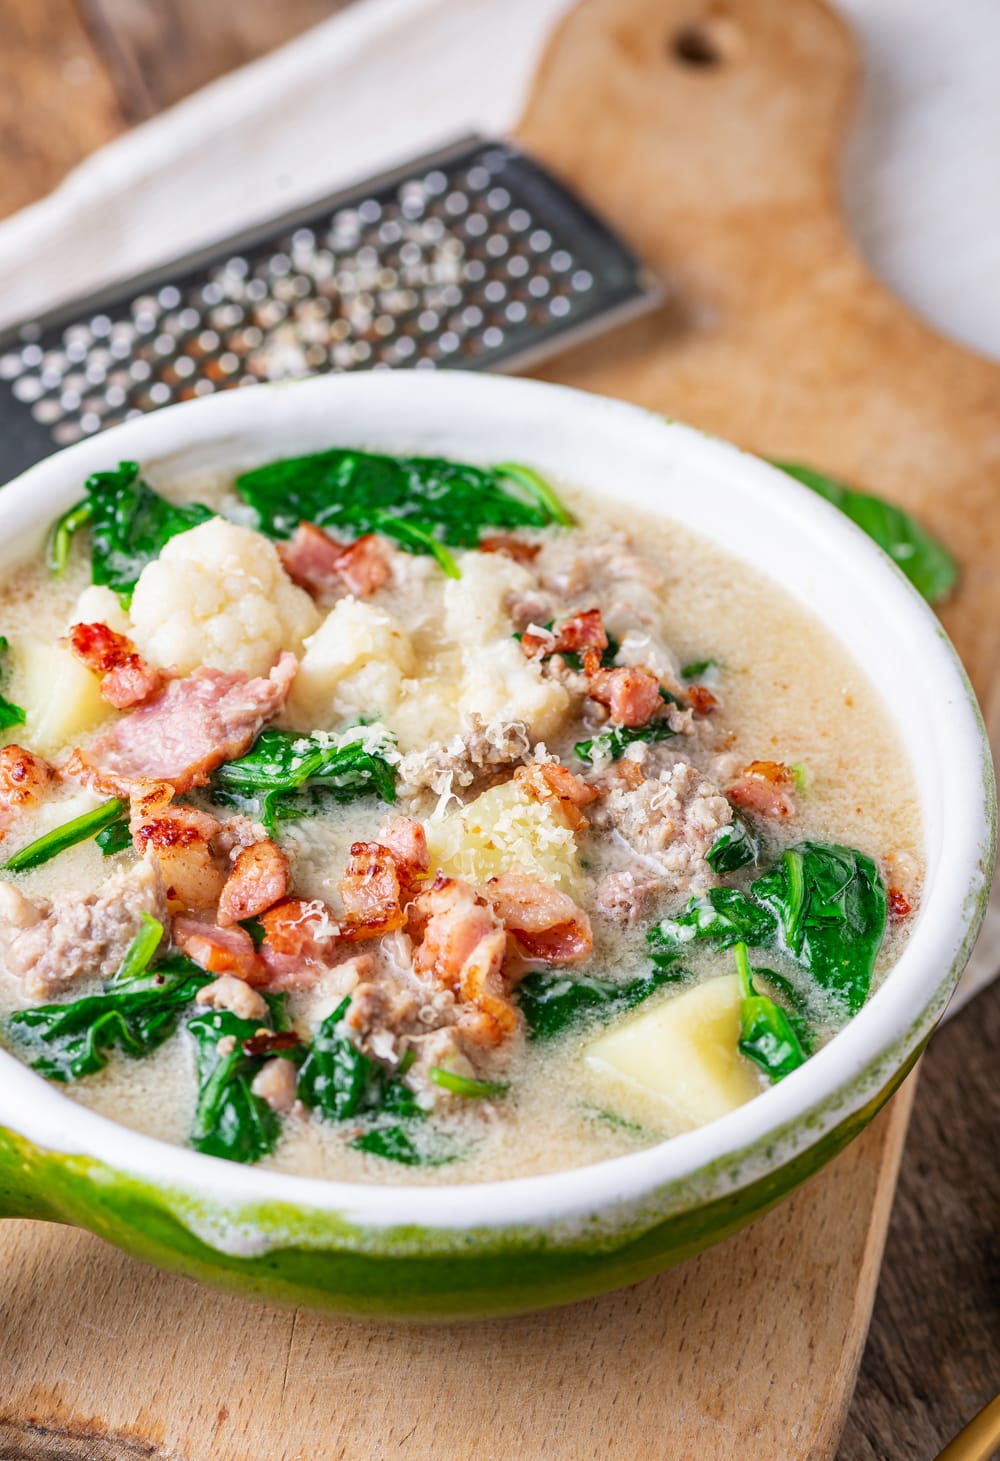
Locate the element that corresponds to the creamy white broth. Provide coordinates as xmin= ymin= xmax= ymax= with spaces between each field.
xmin=0 ymin=469 xmax=921 ymax=1184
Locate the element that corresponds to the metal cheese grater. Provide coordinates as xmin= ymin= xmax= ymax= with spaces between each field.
xmin=0 ymin=136 xmax=662 ymax=479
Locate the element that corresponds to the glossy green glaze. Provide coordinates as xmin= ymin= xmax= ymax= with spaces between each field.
xmin=0 ymin=1051 xmax=918 ymax=1319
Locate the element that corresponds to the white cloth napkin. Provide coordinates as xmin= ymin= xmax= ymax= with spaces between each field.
xmin=0 ymin=0 xmax=996 ymax=1011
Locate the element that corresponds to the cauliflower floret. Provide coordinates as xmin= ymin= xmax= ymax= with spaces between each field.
xmin=128 ymin=518 xmax=319 ymax=678
xmin=426 ymin=778 xmax=581 ymax=892
xmin=286 ymin=597 xmax=416 ymax=728
xmin=460 ymin=639 xmax=569 ymax=743
xmin=443 ymin=551 xmax=535 ymax=647
xmin=70 ymin=585 xmax=132 ymax=637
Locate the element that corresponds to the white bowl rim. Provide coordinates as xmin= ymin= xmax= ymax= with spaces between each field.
xmin=0 ymin=370 xmax=993 ymax=1241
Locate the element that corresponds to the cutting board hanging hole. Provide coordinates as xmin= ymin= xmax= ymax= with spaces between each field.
xmin=670 ymin=13 xmax=745 ymax=68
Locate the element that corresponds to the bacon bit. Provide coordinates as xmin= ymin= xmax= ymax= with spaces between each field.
xmin=514 ymin=761 xmax=597 ymax=831
xmin=888 ymin=888 xmax=912 ymax=919
xmin=729 ymin=761 xmax=796 ymax=820
xmin=553 ymin=608 xmax=608 ymax=655
xmin=378 ymin=816 xmax=430 ymax=898
xmin=258 ymin=897 xmax=341 ymax=990
xmin=456 ymin=927 xmax=519 ymax=1045
xmin=338 ymin=841 xmax=406 ymax=941
xmin=217 ymin=840 xmax=290 ymax=927
xmin=129 ymin=782 xmax=226 ymax=912
xmin=241 ymin=1029 xmax=300 ymax=1059
xmin=687 ymin=684 xmax=719 ymax=715
xmin=520 ymin=607 xmax=608 ymax=662
xmin=67 ymin=622 xmax=164 ymax=710
xmin=519 ymin=625 xmax=557 ymax=659
xmin=411 ymin=875 xmax=518 ymax=1048
xmin=589 ymin=665 xmax=663 ymax=728
xmin=279 ymin=522 xmax=391 ymax=600
xmin=336 ymin=535 xmax=392 ymax=597
xmin=486 ymin=872 xmax=593 ymax=965
xmin=173 ymin=918 xmax=267 ymax=985
xmin=478 ymin=534 xmax=541 ymax=565
xmin=72 ymin=653 xmax=297 ymax=795
xmin=0 ymin=745 xmax=53 ymax=813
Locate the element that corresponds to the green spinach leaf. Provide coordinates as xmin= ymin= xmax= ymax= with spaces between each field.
xmin=517 ymin=967 xmax=678 ymax=1042
xmin=213 ymin=726 xmax=397 ymax=838
xmin=56 ymin=461 xmax=214 ymax=602
xmin=8 ymin=956 xmax=210 ymax=1082
xmin=773 ymin=462 xmax=957 ymax=604
xmin=350 ymin=1125 xmax=453 ymax=1166
xmin=234 ymin=449 xmax=569 ymax=552
xmin=3 ymin=796 xmax=128 ymax=872
xmin=575 ymin=717 xmax=676 ymax=765
xmin=681 ymin=658 xmax=719 ymax=681
xmin=95 ymin=814 xmax=133 ymax=857
xmin=428 ymin=1067 xmax=508 ymax=1099
xmin=0 ymin=636 xmax=25 ymax=732
xmin=108 ymin=912 xmax=165 ymax=987
xmin=705 ymin=817 xmax=759 ymax=874
xmin=651 ymin=842 xmax=886 ymax=1015
xmin=296 ymin=997 xmax=420 ymax=1121
xmin=751 ymin=843 xmax=886 ymax=1014
xmin=648 ymin=888 xmax=778 ymax=966
xmin=187 ymin=1007 xmax=287 ymax=1164
xmin=734 ymin=941 xmax=807 ymax=1082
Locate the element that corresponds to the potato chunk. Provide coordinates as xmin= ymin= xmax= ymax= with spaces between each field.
xmin=9 ymin=635 xmax=112 ymax=755
xmin=426 ymin=778 xmax=581 ymax=892
xmin=583 ymin=974 xmax=762 ymax=1131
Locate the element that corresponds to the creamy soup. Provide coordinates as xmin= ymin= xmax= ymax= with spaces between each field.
xmin=0 ymin=450 xmax=921 ymax=1184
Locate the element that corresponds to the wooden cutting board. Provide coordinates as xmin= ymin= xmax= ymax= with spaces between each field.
xmin=3 ymin=1 xmax=1000 ymax=1457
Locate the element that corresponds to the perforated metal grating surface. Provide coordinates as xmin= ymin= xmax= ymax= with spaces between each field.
xmin=0 ymin=137 xmax=660 ymax=478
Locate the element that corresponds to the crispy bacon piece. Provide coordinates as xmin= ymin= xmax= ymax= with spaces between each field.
xmin=486 ymin=872 xmax=593 ymax=964
xmin=588 ymin=665 xmax=662 ymax=728
xmin=67 ymin=622 xmax=164 ymax=710
xmin=258 ymin=896 xmax=341 ymax=990
xmin=338 ymin=841 xmax=406 ymax=940
xmin=411 ymin=874 xmax=517 ymax=1047
xmin=520 ymin=607 xmax=608 ymax=661
xmin=888 ymin=888 xmax=912 ymax=919
xmin=279 ymin=522 xmax=391 ymax=599
xmin=728 ymin=760 xmax=796 ymax=820
xmin=687 ymin=684 xmax=719 ymax=715
xmin=456 ymin=927 xmax=518 ymax=1045
xmin=173 ymin=917 xmax=267 ymax=985
xmin=217 ymin=840 xmax=291 ymax=927
xmin=478 ymin=534 xmax=541 ymax=565
xmin=514 ymin=760 xmax=597 ymax=830
xmin=0 ymin=746 xmax=53 ymax=835
xmin=378 ymin=816 xmax=430 ymax=898
xmin=73 ymin=652 xmax=296 ymax=795
xmin=129 ymin=781 xmax=226 ymax=912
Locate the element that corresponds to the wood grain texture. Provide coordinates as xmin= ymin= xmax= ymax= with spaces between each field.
xmin=0 ymin=0 xmax=998 ymax=1457
xmin=839 ymin=980 xmax=1000 ymax=1461
xmin=516 ymin=0 xmax=1000 ymax=706
xmin=0 ymin=0 xmax=125 ymax=218
xmin=0 ymin=1087 xmax=915 ymax=1461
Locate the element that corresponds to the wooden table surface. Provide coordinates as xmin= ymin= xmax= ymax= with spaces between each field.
xmin=1 ymin=4 xmax=998 ymax=1458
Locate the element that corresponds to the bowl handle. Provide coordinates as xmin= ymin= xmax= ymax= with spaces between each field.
xmin=0 ymin=1126 xmax=62 ymax=1222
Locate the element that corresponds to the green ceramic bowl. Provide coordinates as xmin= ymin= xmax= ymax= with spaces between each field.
xmin=0 ymin=373 xmax=994 ymax=1318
